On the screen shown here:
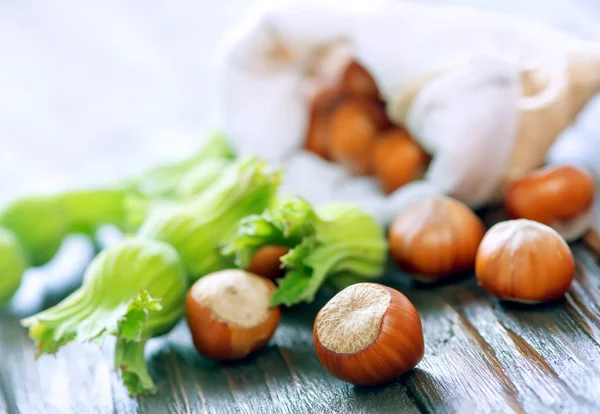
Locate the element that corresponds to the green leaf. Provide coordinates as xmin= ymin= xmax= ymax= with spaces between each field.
xmin=269 ymin=270 xmax=311 ymax=307
xmin=115 ymin=339 xmax=156 ymax=396
xmin=117 ymin=289 xmax=163 ymax=342
xmin=221 ymin=196 xmax=317 ymax=268
xmin=270 ymin=203 xmax=388 ymax=307
xmin=271 ymin=240 xmax=348 ymax=307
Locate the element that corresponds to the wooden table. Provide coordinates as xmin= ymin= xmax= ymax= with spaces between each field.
xmin=2 ymin=216 xmax=600 ymax=414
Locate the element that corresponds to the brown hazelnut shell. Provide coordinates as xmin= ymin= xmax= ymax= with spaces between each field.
xmin=388 ymin=196 xmax=486 ymax=280
xmin=341 ymin=60 xmax=380 ymax=98
xmin=328 ymin=99 xmax=386 ymax=175
xmin=313 ymin=283 xmax=424 ymax=386
xmin=475 ymin=219 xmax=575 ymax=303
xmin=247 ymin=245 xmax=290 ymax=280
xmin=505 ymin=165 xmax=595 ymax=240
xmin=185 ymin=273 xmax=281 ymax=361
xmin=372 ymin=128 xmax=430 ymax=194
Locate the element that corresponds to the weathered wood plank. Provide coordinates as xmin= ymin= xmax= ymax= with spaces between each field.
xmin=396 ymin=289 xmax=525 ymax=414
xmin=0 ymin=383 xmax=7 ymax=414
xmin=0 ymin=315 xmax=48 ymax=414
xmin=160 ymin=324 xmax=241 ymax=414
xmin=584 ymin=229 xmax=600 ymax=256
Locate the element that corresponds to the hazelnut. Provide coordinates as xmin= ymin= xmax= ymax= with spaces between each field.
xmin=247 ymin=245 xmax=290 ymax=280
xmin=304 ymin=87 xmax=343 ymax=159
xmin=328 ymin=99 xmax=386 ymax=175
xmin=475 ymin=219 xmax=574 ymax=303
xmin=314 ymin=283 xmax=424 ymax=386
xmin=341 ymin=60 xmax=380 ymax=98
xmin=185 ymin=270 xmax=281 ymax=360
xmin=304 ymin=112 xmax=331 ymax=160
xmin=505 ymin=165 xmax=596 ymax=241
xmin=372 ymin=128 xmax=430 ymax=194
xmin=388 ymin=195 xmax=485 ymax=281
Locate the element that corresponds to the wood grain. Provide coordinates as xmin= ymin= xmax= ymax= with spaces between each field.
xmin=584 ymin=229 xmax=600 ymax=256
xmin=2 ymin=230 xmax=600 ymax=413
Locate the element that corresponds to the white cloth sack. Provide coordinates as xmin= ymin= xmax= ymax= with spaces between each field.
xmin=218 ymin=0 xmax=600 ymax=226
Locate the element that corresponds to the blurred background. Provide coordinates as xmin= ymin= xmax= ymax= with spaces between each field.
xmin=1 ymin=0 xmax=600 ymax=201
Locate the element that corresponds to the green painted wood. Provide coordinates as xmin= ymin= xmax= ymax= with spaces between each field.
xmin=1 ymin=230 xmax=600 ymax=413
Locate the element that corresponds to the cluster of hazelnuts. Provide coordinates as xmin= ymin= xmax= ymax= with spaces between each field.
xmin=311 ymin=162 xmax=596 ymax=387
xmin=183 ymin=60 xmax=597 ymax=388
xmin=304 ymin=60 xmax=430 ymax=195
xmin=183 ymin=162 xmax=596 ymax=388
xmin=388 ymin=163 xmax=596 ymax=303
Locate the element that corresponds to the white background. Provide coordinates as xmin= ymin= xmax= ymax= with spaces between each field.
xmin=1 ymin=0 xmax=600 ymax=200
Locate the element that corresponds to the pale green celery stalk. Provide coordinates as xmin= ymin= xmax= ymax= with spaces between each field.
xmin=121 ymin=196 xmax=180 ymax=235
xmin=176 ymin=158 xmax=233 ymax=199
xmin=221 ymin=196 xmax=317 ymax=269
xmin=21 ymin=239 xmax=188 ymax=395
xmin=121 ymin=157 xmax=233 ymax=234
xmin=0 ymin=132 xmax=233 ymax=267
xmin=0 ymin=227 xmax=29 ymax=307
xmin=124 ymin=132 xmax=235 ymax=199
xmin=58 ymin=189 xmax=128 ymax=235
xmin=270 ymin=203 xmax=388 ymax=307
xmin=0 ymin=196 xmax=71 ymax=266
xmin=138 ymin=156 xmax=281 ymax=280
xmin=0 ymin=189 xmax=129 ymax=270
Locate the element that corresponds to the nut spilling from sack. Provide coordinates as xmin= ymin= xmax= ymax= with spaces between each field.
xmin=303 ymin=60 xmax=431 ymax=195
